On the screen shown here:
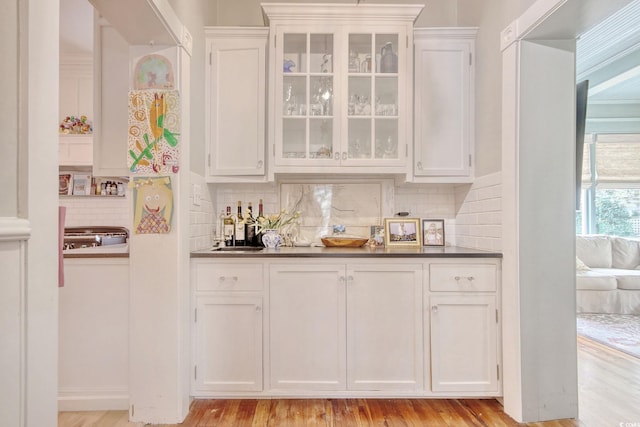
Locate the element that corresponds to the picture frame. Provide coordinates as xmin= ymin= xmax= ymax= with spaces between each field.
xmin=370 ymin=225 xmax=385 ymax=246
xmin=422 ymin=219 xmax=445 ymax=247
xmin=59 ymin=173 xmax=73 ymax=196
xmin=384 ymin=218 xmax=421 ymax=247
xmin=72 ymin=173 xmax=92 ymax=196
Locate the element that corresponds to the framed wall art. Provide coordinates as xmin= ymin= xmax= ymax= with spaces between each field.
xmin=384 ymin=217 xmax=421 ymax=247
xmin=422 ymin=219 xmax=445 ymax=246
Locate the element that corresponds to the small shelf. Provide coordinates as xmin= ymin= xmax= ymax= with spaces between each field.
xmin=59 ymin=195 xmax=126 ymax=199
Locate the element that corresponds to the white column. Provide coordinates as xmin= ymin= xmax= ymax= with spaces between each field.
xmin=501 ymin=36 xmax=579 ymax=423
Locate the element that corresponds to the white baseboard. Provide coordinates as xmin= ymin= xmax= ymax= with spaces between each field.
xmin=58 ymin=389 xmax=129 ymax=411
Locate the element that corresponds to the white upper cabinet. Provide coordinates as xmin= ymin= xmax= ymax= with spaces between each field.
xmin=204 ymin=27 xmax=268 ymax=182
xmin=59 ymin=60 xmax=94 ymax=166
xmin=263 ymin=4 xmax=423 ymax=176
xmin=413 ymin=28 xmax=477 ymax=183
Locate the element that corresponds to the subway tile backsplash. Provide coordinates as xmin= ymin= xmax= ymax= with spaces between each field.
xmin=59 ymin=193 xmax=132 ymax=229
xmin=188 ymin=174 xmax=502 ymax=252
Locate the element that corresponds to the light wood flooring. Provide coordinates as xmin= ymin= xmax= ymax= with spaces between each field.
xmin=59 ymin=337 xmax=640 ymax=427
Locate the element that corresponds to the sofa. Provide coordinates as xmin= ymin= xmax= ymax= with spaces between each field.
xmin=576 ymin=235 xmax=640 ymax=314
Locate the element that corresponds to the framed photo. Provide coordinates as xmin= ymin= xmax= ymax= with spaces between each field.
xmin=384 ymin=218 xmax=421 ymax=247
xmin=370 ymin=225 xmax=384 ymax=246
xmin=422 ymin=219 xmax=445 ymax=246
xmin=72 ymin=173 xmax=91 ymax=196
xmin=59 ymin=173 xmax=73 ymax=195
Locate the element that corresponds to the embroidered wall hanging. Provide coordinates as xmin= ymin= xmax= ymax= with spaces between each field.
xmin=128 ymin=90 xmax=180 ymax=174
xmin=132 ymin=176 xmax=174 ymax=234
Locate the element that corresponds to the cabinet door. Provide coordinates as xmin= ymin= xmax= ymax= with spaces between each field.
xmin=206 ymin=29 xmax=267 ymax=179
xmin=414 ymin=35 xmax=474 ymax=178
xmin=269 ymin=264 xmax=346 ymax=390
xmin=194 ymin=296 xmax=263 ymax=392
xmin=345 ymin=30 xmax=407 ymax=167
xmin=274 ymin=28 xmax=339 ymax=166
xmin=346 ymin=263 xmax=423 ymax=391
xmin=429 ymin=294 xmax=498 ymax=393
xmin=59 ymin=136 xmax=93 ymax=166
xmin=93 ymin=24 xmax=130 ymax=177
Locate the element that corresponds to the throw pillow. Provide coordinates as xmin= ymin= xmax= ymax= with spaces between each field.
xmin=576 ymin=235 xmax=612 ymax=268
xmin=612 ymin=237 xmax=640 ymax=269
xmin=576 ymin=257 xmax=591 ymax=271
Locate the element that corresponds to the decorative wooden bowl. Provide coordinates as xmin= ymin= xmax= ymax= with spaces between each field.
xmin=321 ymin=237 xmax=369 ymax=248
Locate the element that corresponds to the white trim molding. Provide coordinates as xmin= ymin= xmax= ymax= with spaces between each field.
xmin=0 ymin=218 xmax=31 ymax=241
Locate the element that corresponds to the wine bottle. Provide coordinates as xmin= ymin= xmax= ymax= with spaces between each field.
xmin=245 ymin=202 xmax=256 ymax=246
xmin=235 ymin=201 xmax=245 ymax=246
xmin=223 ymin=206 xmax=235 ymax=246
xmin=256 ymin=199 xmax=265 ymax=247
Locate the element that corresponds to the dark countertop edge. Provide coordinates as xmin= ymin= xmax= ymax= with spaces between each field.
xmin=191 ymin=247 xmax=502 ymax=259
xmin=63 ymin=253 xmax=129 ymax=259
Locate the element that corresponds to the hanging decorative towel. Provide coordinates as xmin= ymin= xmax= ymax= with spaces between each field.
xmin=132 ymin=176 xmax=174 ymax=234
xmin=128 ymin=90 xmax=180 ymax=174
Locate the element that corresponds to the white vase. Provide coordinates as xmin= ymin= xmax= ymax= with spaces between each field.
xmin=261 ymin=229 xmax=282 ymax=249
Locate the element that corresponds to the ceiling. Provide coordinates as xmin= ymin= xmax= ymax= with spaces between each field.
xmin=577 ymin=0 xmax=640 ymax=134
xmin=59 ymin=0 xmax=640 ymax=134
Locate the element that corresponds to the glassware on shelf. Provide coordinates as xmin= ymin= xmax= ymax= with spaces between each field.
xmin=283 ymin=82 xmax=297 ymax=116
xmin=361 ymin=54 xmax=372 ymax=73
xmin=380 ymin=42 xmax=398 ymax=73
xmin=349 ymin=50 xmax=360 ymax=73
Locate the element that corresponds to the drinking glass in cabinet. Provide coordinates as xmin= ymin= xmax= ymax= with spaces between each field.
xmin=375 ymin=76 xmax=398 ymax=116
xmin=348 ymin=34 xmax=371 ymax=74
xmin=283 ymin=76 xmax=306 ymax=116
xmin=309 ymin=119 xmax=333 ymax=159
xmin=310 ymin=76 xmax=333 ymax=116
xmin=375 ymin=120 xmax=398 ymax=159
xmin=349 ymin=76 xmax=371 ymax=116
xmin=348 ymin=118 xmax=371 ymax=159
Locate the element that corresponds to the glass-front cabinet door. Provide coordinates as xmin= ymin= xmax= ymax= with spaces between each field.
xmin=276 ymin=29 xmax=338 ymax=165
xmin=346 ymin=32 xmax=403 ymax=164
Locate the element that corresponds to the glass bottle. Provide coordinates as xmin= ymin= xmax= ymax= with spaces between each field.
xmin=245 ymin=202 xmax=256 ymax=246
xmin=235 ymin=201 xmax=245 ymax=246
xmin=224 ymin=206 xmax=236 ymax=246
xmin=380 ymin=42 xmax=397 ymax=73
xmin=349 ymin=49 xmax=359 ymax=73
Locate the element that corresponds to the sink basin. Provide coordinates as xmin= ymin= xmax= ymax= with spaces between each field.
xmin=211 ymin=246 xmax=264 ymax=252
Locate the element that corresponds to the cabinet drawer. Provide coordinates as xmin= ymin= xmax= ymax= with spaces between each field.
xmin=429 ymin=263 xmax=496 ymax=292
xmin=195 ymin=263 xmax=264 ymax=291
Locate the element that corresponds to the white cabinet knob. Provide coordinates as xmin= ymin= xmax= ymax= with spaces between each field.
xmin=342 ymin=152 xmax=347 ymax=160
xmin=417 ymin=161 xmax=423 ymax=170
xmin=334 ymin=152 xmax=340 ymax=160
xmin=257 ymin=160 xmax=263 ymax=168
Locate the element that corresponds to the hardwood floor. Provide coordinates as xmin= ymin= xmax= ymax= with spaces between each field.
xmin=59 ymin=337 xmax=639 ymax=427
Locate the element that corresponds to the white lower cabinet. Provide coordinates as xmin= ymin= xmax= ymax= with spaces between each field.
xmin=346 ymin=264 xmax=423 ymax=391
xmin=426 ymin=261 xmax=501 ymax=395
xmin=269 ymin=262 xmax=423 ymax=392
xmin=192 ymin=261 xmax=264 ymax=395
xmin=59 ymin=258 xmax=129 ymax=410
xmin=269 ymin=264 xmax=347 ymax=391
xmin=194 ymin=296 xmax=263 ymax=392
xmin=191 ymin=257 xmax=500 ymax=397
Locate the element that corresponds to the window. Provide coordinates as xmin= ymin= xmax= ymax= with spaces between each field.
xmin=577 ymin=134 xmax=640 ymax=237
